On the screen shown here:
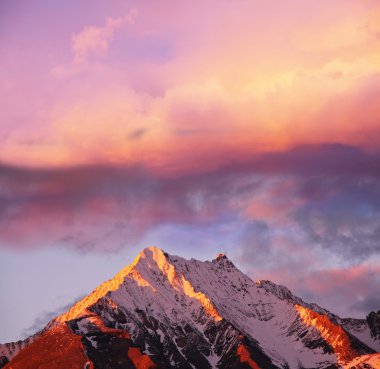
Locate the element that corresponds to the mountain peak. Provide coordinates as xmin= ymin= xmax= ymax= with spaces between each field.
xmin=55 ymin=246 xmax=170 ymax=323
xmin=139 ymin=245 xmax=165 ymax=257
xmin=215 ymin=252 xmax=228 ymax=261
xmin=137 ymin=246 xmax=175 ymax=266
xmin=212 ymin=252 xmax=235 ymax=269
xmin=2 ymin=247 xmax=379 ymax=369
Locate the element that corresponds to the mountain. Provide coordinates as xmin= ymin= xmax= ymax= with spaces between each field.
xmin=1 ymin=247 xmax=379 ymax=369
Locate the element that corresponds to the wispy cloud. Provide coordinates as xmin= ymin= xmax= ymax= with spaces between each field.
xmin=128 ymin=128 xmax=146 ymax=141
xmin=72 ymin=9 xmax=138 ymax=64
xmin=21 ymin=295 xmax=85 ymax=338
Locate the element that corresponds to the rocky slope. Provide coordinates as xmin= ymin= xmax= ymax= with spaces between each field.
xmin=1 ymin=247 xmax=379 ymax=369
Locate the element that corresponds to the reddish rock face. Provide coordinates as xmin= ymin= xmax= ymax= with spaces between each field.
xmin=3 ymin=314 xmax=159 ymax=369
xmin=128 ymin=347 xmax=157 ymax=369
xmin=3 ymin=324 xmax=93 ymax=369
xmin=237 ymin=344 xmax=262 ymax=369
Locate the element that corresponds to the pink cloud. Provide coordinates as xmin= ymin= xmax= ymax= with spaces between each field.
xmin=250 ymin=262 xmax=380 ymax=318
xmin=303 ymin=265 xmax=380 ymax=295
xmin=1 ymin=2 xmax=380 ymax=170
xmin=300 ymin=265 xmax=380 ymax=317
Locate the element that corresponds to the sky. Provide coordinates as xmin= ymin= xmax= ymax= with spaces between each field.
xmin=1 ymin=0 xmax=380 ymax=343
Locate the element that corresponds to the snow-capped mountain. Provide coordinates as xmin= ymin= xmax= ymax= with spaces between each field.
xmin=1 ymin=247 xmax=379 ymax=369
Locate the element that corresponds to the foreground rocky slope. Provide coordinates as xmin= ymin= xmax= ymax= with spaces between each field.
xmin=1 ymin=247 xmax=379 ymax=369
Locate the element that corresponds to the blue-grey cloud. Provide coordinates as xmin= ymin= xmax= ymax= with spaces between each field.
xmin=0 ymin=143 xmax=379 ymax=258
